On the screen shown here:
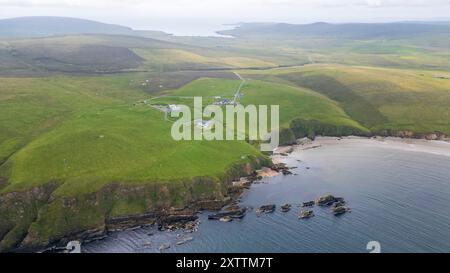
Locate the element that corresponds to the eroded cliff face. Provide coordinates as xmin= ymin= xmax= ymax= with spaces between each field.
xmin=0 ymin=181 xmax=60 ymax=252
xmin=0 ymin=156 xmax=269 ymax=252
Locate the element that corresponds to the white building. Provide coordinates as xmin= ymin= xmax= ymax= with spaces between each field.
xmin=168 ymin=104 xmax=181 ymax=112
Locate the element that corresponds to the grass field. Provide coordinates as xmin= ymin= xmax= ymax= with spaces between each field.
xmin=241 ymin=64 xmax=450 ymax=135
xmin=159 ymin=77 xmax=365 ymax=129
xmin=134 ymin=48 xmax=277 ymax=70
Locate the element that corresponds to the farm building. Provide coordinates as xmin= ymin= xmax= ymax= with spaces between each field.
xmin=168 ymin=104 xmax=181 ymax=112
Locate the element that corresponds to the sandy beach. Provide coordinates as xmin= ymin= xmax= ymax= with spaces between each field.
xmin=275 ymin=136 xmax=450 ymax=159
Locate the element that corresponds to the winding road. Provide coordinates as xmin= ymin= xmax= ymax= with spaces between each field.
xmin=232 ymin=72 xmax=246 ymax=104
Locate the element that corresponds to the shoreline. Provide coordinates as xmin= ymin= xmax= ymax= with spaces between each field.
xmin=288 ymin=136 xmax=450 ymax=158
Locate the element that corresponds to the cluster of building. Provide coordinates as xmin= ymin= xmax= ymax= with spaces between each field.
xmin=213 ymin=96 xmax=238 ymax=106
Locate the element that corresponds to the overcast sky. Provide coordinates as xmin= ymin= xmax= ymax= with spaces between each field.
xmin=1 ymin=0 xmax=450 ymax=35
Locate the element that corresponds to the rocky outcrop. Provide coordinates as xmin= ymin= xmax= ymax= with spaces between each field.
xmin=208 ymin=208 xmax=247 ymax=220
xmin=281 ymin=204 xmax=292 ymax=213
xmin=299 ymin=210 xmax=315 ymax=219
xmin=219 ymin=216 xmax=233 ymax=223
xmin=316 ymin=195 xmax=337 ymax=206
xmin=256 ymin=204 xmax=276 ymax=214
xmin=271 ymin=163 xmax=293 ymax=175
xmin=106 ymin=212 xmax=160 ymax=231
xmin=316 ymin=195 xmax=346 ymax=207
xmin=332 ymin=206 xmax=350 ymax=216
xmin=301 ymin=201 xmax=315 ymax=207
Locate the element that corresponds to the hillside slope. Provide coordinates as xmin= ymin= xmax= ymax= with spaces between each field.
xmin=242 ymin=65 xmax=450 ymax=137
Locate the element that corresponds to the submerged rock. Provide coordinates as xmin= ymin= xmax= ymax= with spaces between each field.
xmin=332 ymin=206 xmax=350 ymax=216
xmin=301 ymin=201 xmax=315 ymax=207
xmin=176 ymin=236 xmax=194 ymax=245
xmin=159 ymin=243 xmax=171 ymax=251
xmin=299 ymin=210 xmax=315 ymax=219
xmin=334 ymin=201 xmax=346 ymax=208
xmin=219 ymin=216 xmax=233 ymax=223
xmin=281 ymin=204 xmax=292 ymax=212
xmin=256 ymin=204 xmax=276 ymax=214
xmin=316 ymin=195 xmax=337 ymax=206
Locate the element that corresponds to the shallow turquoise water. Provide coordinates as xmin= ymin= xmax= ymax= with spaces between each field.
xmin=84 ymin=142 xmax=450 ymax=253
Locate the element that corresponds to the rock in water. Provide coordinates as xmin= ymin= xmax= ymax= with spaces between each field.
xmin=159 ymin=243 xmax=171 ymax=251
xmin=316 ymin=195 xmax=337 ymax=206
xmin=299 ymin=210 xmax=315 ymax=219
xmin=271 ymin=163 xmax=293 ymax=175
xmin=281 ymin=204 xmax=292 ymax=212
xmin=256 ymin=204 xmax=276 ymax=214
xmin=219 ymin=216 xmax=233 ymax=222
xmin=301 ymin=201 xmax=315 ymax=207
xmin=332 ymin=206 xmax=350 ymax=216
xmin=334 ymin=201 xmax=346 ymax=208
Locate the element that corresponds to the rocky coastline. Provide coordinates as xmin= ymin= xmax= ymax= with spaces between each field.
xmin=0 ymin=155 xmax=272 ymax=253
xmin=2 ymin=134 xmax=449 ymax=253
xmin=40 ymin=158 xmax=296 ymax=252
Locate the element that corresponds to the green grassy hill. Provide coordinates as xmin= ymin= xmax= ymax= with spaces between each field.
xmin=242 ymin=64 xmax=450 ymax=136
xmin=163 ymin=77 xmax=364 ymax=128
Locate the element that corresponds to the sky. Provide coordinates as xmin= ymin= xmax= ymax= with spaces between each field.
xmin=1 ymin=0 xmax=450 ymax=35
